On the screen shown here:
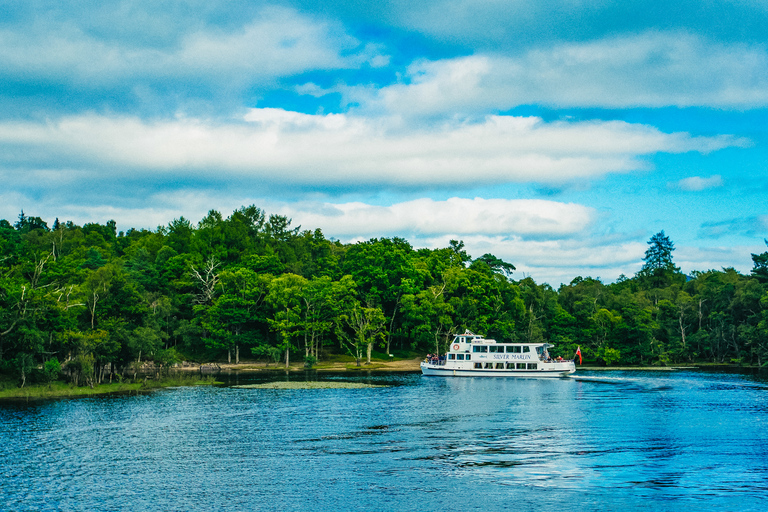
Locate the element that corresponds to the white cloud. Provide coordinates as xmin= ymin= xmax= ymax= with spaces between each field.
xmin=671 ymin=175 xmax=724 ymax=191
xmin=0 ymin=110 xmax=745 ymax=187
xmin=269 ymin=198 xmax=760 ymax=286
xmin=457 ymin=236 xmax=649 ymax=285
xmin=276 ymin=197 xmax=595 ymax=237
xmin=348 ymin=32 xmax=768 ymax=113
xmin=277 ymin=203 xmax=654 ymax=285
xmin=0 ymin=6 xmax=361 ymax=87
xmin=175 ymin=8 xmax=360 ymax=80
xmin=675 ymin=245 xmax=764 ymax=275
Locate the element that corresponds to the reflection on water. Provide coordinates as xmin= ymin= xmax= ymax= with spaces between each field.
xmin=2 ymin=370 xmax=768 ymax=511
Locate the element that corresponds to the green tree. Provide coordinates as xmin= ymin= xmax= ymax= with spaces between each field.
xmin=83 ymin=265 xmax=117 ymax=329
xmin=42 ymin=358 xmax=61 ymax=383
xmin=80 ymin=247 xmax=107 ymax=270
xmin=58 ymin=330 xmax=109 ymax=386
xmin=301 ymin=275 xmax=356 ymax=360
xmin=341 ymin=303 xmax=387 ymax=366
xmin=751 ymin=239 xmax=768 ymax=283
xmin=637 ymin=231 xmax=682 ymax=289
xmin=14 ymin=352 xmax=34 ymax=387
xmin=265 ymin=273 xmax=308 ymax=368
xmin=128 ymin=326 xmax=162 ymax=365
xmin=203 ymin=268 xmax=270 ymax=363
xmin=401 ymin=284 xmax=454 ymax=355
xmin=472 ymin=253 xmax=516 ymax=278
xmin=342 ymin=238 xmax=421 ymax=352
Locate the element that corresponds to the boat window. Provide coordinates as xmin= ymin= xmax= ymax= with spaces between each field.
xmin=489 ymin=346 xmax=502 ymax=353
xmin=506 ymin=362 xmax=514 ymax=369
xmin=495 ymin=363 xmax=504 ymax=369
xmin=506 ymin=346 xmax=521 ymax=353
xmin=474 ymin=363 xmax=482 ymax=369
xmin=523 ymin=346 xmax=530 ymax=353
xmin=484 ymin=363 xmax=493 ymax=369
xmin=448 ymin=354 xmax=455 ymax=360
xmin=472 ymin=346 xmax=488 ymax=353
xmin=527 ymin=363 xmax=537 ymax=370
xmin=456 ymin=354 xmax=464 ymax=360
xmin=466 ymin=354 xmax=471 ymax=360
xmin=516 ymin=363 xmax=526 ymax=370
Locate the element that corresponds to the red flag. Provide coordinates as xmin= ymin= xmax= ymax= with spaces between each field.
xmin=576 ymin=346 xmax=582 ymax=365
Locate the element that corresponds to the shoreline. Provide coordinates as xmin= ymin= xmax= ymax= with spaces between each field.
xmin=0 ymin=375 xmax=220 ymax=401
xmin=185 ymin=357 xmax=426 ymax=373
xmin=2 ymin=360 xmax=762 ymax=401
xmin=185 ymin=360 xmax=752 ymax=373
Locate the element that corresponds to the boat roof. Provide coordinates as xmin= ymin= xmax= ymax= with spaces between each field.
xmin=454 ymin=331 xmax=555 ymax=347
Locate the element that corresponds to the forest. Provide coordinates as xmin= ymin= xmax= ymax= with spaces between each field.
xmin=1 ymin=206 xmax=768 ymax=387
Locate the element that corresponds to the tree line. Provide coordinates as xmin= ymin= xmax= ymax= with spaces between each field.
xmin=1 ymin=207 xmax=767 ymax=386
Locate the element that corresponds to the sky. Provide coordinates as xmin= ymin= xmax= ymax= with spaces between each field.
xmin=1 ymin=0 xmax=767 ymax=286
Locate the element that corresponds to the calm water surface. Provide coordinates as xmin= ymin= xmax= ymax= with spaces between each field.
xmin=2 ymin=370 xmax=768 ymax=512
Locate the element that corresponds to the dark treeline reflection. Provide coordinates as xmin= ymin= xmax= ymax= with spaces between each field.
xmin=1 ymin=208 xmax=767 ymax=385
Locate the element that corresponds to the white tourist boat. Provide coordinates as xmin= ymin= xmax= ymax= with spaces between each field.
xmin=420 ymin=331 xmax=576 ymax=377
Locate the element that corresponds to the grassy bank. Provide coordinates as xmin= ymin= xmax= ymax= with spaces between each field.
xmin=0 ymin=375 xmax=221 ymax=401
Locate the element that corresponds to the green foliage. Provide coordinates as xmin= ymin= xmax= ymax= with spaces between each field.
xmin=751 ymin=240 xmax=768 ymax=283
xmin=42 ymin=358 xmax=61 ymax=383
xmin=128 ymin=326 xmax=163 ymax=362
xmin=154 ymin=348 xmax=181 ymax=374
xmin=67 ymin=354 xmax=95 ymax=387
xmin=1 ymin=210 xmax=767 ymax=376
xmin=81 ymin=247 xmax=107 ymax=269
xmin=636 ymin=231 xmax=684 ymax=289
xmin=472 ymin=253 xmax=516 ymax=278
xmin=251 ymin=344 xmax=283 ymax=366
xmin=642 ymin=231 xmax=677 ymax=272
xmin=341 ymin=303 xmax=387 ymax=365
xmin=597 ymin=347 xmax=622 ymax=366
xmin=14 ymin=352 xmax=34 ymax=387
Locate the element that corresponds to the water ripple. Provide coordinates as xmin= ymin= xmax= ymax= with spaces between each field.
xmin=2 ymin=370 xmax=768 ymax=511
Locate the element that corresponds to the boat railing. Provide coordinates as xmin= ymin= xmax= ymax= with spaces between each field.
xmin=540 ymin=356 xmax=576 ymax=363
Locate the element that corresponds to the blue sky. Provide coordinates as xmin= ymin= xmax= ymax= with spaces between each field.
xmin=1 ymin=0 xmax=767 ymax=286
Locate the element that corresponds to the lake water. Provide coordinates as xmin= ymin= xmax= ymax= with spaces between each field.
xmin=2 ymin=370 xmax=768 ymax=512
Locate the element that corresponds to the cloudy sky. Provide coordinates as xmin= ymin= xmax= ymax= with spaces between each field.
xmin=2 ymin=0 xmax=767 ymax=285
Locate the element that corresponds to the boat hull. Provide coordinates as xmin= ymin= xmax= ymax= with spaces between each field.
xmin=420 ymin=362 xmax=574 ymax=378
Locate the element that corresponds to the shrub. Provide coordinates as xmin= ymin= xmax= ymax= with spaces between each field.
xmin=42 ymin=358 xmax=61 ymax=383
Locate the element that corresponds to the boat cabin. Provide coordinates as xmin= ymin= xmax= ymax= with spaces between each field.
xmin=421 ymin=330 xmax=575 ymax=377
